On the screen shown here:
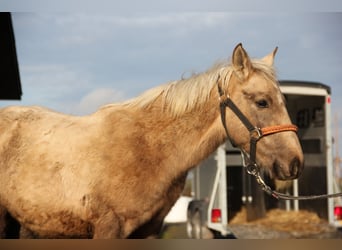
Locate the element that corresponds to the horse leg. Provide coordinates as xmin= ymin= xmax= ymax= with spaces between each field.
xmin=0 ymin=205 xmax=6 ymax=238
xmin=129 ymin=173 xmax=188 ymax=239
xmin=128 ymin=216 xmax=164 ymax=239
xmin=19 ymin=226 xmax=37 ymax=239
xmin=0 ymin=205 xmax=20 ymax=238
xmin=92 ymin=210 xmax=122 ymax=239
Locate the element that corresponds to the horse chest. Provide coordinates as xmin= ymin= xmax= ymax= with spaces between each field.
xmin=118 ymin=176 xmax=186 ymax=238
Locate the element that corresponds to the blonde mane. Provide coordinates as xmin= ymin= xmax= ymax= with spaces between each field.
xmin=102 ymin=58 xmax=277 ymax=117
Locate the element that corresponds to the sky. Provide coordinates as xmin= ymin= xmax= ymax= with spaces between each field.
xmin=1 ymin=2 xmax=342 ymax=161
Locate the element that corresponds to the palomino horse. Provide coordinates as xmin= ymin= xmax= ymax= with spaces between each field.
xmin=0 ymin=44 xmax=303 ymax=238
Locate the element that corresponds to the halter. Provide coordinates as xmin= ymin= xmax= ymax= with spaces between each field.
xmin=217 ymin=77 xmax=298 ymax=174
xmin=217 ymin=75 xmax=342 ymax=200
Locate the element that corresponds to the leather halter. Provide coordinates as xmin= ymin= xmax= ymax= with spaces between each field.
xmin=217 ymin=79 xmax=298 ymax=173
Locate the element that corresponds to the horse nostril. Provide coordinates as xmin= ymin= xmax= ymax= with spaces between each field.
xmin=273 ymin=157 xmax=303 ymax=180
xmin=290 ymin=157 xmax=302 ymax=178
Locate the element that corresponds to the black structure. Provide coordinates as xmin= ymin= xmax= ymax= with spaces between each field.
xmin=0 ymin=12 xmax=22 ymax=100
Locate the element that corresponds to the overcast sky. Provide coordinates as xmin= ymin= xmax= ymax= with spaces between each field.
xmin=1 ymin=2 xmax=342 ymax=159
xmin=4 ymin=12 xmax=342 ymax=113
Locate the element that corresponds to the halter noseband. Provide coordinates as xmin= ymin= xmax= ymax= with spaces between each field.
xmin=217 ymin=77 xmax=298 ymax=174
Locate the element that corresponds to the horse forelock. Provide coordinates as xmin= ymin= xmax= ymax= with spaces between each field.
xmin=105 ymin=58 xmax=277 ymax=117
xmin=251 ymin=58 xmax=278 ymax=84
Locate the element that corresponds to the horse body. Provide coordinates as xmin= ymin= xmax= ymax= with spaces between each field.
xmin=0 ymin=44 xmax=304 ymax=238
xmin=0 ymin=95 xmax=224 ymax=238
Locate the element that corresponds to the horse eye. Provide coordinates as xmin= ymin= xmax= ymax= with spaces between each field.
xmin=256 ymin=99 xmax=269 ymax=108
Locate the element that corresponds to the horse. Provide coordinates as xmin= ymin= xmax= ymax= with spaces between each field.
xmin=0 ymin=44 xmax=304 ymax=238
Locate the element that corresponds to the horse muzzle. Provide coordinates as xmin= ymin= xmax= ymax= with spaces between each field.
xmin=272 ymin=155 xmax=304 ymax=180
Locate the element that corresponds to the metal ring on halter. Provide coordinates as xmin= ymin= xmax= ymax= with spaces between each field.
xmin=249 ymin=127 xmax=262 ymax=141
xmin=246 ymin=163 xmax=259 ymax=176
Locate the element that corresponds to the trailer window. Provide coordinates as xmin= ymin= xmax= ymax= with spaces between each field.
xmin=296 ymin=109 xmax=310 ymax=128
xmin=312 ymin=107 xmax=324 ymax=127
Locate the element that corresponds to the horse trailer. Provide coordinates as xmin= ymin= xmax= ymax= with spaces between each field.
xmin=186 ymin=80 xmax=342 ymax=238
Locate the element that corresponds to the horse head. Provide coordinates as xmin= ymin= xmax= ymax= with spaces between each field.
xmin=219 ymin=44 xmax=304 ymax=180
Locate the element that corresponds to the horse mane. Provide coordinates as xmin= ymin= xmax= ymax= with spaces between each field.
xmin=101 ymin=58 xmax=277 ymax=117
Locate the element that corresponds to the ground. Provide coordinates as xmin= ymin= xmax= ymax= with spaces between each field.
xmin=161 ymin=208 xmax=342 ymax=239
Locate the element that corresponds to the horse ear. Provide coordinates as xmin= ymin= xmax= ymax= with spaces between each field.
xmin=231 ymin=43 xmax=252 ymax=80
xmin=262 ymin=47 xmax=278 ymax=66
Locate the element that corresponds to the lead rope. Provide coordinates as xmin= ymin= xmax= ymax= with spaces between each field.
xmin=241 ymin=155 xmax=342 ymax=200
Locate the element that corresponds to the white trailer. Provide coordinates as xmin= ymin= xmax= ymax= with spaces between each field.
xmin=186 ymin=80 xmax=342 ymax=238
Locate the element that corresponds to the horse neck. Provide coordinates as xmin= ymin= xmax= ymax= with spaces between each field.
xmin=140 ymin=89 xmax=227 ymax=176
